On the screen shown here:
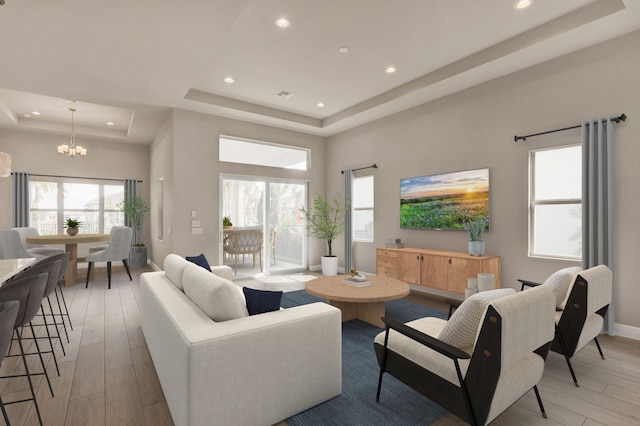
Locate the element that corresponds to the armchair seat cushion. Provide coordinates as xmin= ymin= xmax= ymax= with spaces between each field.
xmin=374 ymin=316 xmax=471 ymax=385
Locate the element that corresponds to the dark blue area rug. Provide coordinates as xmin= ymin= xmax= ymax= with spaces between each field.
xmin=282 ymin=290 xmax=448 ymax=426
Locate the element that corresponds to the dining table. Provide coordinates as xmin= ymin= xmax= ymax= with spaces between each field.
xmin=25 ymin=233 xmax=110 ymax=287
xmin=0 ymin=258 xmax=37 ymax=284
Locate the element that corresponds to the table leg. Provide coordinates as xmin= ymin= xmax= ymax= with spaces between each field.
xmin=328 ymin=300 xmax=385 ymax=328
xmin=64 ymin=243 xmax=78 ymax=287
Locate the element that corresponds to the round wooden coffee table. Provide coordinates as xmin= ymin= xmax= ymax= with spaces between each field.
xmin=306 ymin=275 xmax=410 ymax=327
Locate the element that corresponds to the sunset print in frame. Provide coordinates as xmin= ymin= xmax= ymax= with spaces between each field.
xmin=400 ymin=168 xmax=490 ymax=230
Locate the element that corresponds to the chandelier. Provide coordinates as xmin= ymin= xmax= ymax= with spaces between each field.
xmin=58 ymin=108 xmax=87 ymax=157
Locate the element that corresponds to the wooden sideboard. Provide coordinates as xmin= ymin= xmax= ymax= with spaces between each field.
xmin=376 ymin=247 xmax=501 ymax=295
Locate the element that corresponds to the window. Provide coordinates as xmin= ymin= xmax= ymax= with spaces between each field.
xmin=30 ymin=178 xmax=125 ymax=235
xmin=219 ymin=136 xmax=308 ymax=170
xmin=529 ymin=145 xmax=581 ymax=259
xmin=353 ymin=175 xmax=374 ymax=242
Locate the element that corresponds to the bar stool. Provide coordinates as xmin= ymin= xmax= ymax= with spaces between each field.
xmin=15 ymin=258 xmax=65 ymax=375
xmin=0 ymin=272 xmax=50 ymax=426
xmin=32 ymin=252 xmax=72 ymax=344
xmin=0 ymin=300 xmax=20 ymax=426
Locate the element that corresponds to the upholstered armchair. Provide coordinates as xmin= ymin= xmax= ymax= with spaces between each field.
xmin=375 ymin=286 xmax=556 ymax=426
xmin=519 ymin=264 xmax=612 ymax=387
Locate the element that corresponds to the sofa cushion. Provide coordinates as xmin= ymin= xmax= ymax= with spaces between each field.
xmin=439 ymin=288 xmax=516 ymax=348
xmin=186 ymin=253 xmax=211 ymax=271
xmin=243 ymin=287 xmax=283 ymax=315
xmin=182 ymin=263 xmax=249 ymax=321
xmin=164 ymin=254 xmax=191 ymax=291
xmin=543 ymin=266 xmax=582 ymax=309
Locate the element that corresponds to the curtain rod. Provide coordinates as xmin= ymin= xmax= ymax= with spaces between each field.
xmin=514 ymin=113 xmax=627 ymax=142
xmin=13 ymin=172 xmax=143 ymax=183
xmin=341 ymin=164 xmax=377 ymax=174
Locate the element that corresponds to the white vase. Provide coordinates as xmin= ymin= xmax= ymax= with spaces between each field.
xmin=321 ymin=256 xmax=338 ymax=276
xmin=465 ymin=287 xmax=478 ymax=300
xmin=478 ymin=273 xmax=496 ymax=292
xmin=467 ymin=277 xmax=478 ymax=289
xmin=468 ymin=241 xmax=485 ymax=256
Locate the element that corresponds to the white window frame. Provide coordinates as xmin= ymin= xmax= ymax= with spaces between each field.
xmin=352 ymin=175 xmax=374 ymax=242
xmin=528 ymin=144 xmax=582 ymax=260
xmin=30 ymin=177 xmax=125 ymax=235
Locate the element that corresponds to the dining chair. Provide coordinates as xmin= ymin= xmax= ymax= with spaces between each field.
xmin=0 ymin=300 xmax=19 ymax=426
xmin=0 ymin=272 xmax=51 ymax=426
xmin=85 ymin=226 xmax=133 ymax=289
xmin=1 ymin=227 xmax=63 ymax=260
xmin=223 ymin=229 xmax=263 ymax=274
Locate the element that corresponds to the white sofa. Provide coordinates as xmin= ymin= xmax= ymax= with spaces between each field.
xmin=140 ymin=254 xmax=342 ymax=426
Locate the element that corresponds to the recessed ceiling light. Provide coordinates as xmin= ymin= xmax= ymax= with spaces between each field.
xmin=275 ymin=17 xmax=290 ymax=28
xmin=106 ymin=122 xmax=115 ymax=126
xmin=31 ymin=111 xmax=41 ymax=116
xmin=386 ymin=66 xmax=397 ymax=74
xmin=317 ymin=102 xmax=325 ymax=108
xmin=338 ymin=46 xmax=349 ymax=54
xmin=514 ymin=0 xmax=533 ymax=9
xmin=224 ymin=76 xmax=235 ymax=84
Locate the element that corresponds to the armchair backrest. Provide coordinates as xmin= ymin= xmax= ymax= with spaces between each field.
xmin=16 ymin=227 xmax=41 ymax=249
xmin=466 ymin=285 xmax=555 ymax=425
xmin=556 ymin=264 xmax=612 ymax=356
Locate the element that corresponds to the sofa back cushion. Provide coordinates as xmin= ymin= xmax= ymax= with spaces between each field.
xmin=164 ymin=254 xmax=190 ymax=291
xmin=182 ymin=263 xmax=249 ymax=321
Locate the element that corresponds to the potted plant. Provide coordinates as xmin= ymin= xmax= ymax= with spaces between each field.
xmin=64 ymin=218 xmax=82 ymax=236
xmin=464 ymin=216 xmax=487 ymax=256
xmin=118 ymin=195 xmax=150 ymax=268
xmin=223 ymin=216 xmax=233 ymax=229
xmin=300 ymin=193 xmax=348 ymax=276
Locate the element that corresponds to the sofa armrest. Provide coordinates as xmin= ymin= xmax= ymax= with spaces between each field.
xmin=210 ymin=265 xmax=233 ymax=280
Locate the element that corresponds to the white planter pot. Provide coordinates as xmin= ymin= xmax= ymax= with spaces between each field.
xmin=468 ymin=241 xmax=485 ymax=256
xmin=321 ymin=256 xmax=339 ymax=276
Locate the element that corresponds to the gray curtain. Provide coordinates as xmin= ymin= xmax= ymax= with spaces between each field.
xmin=124 ymin=178 xmax=139 ymax=243
xmin=344 ymin=169 xmax=353 ymax=273
xmin=582 ymin=117 xmax=614 ymax=335
xmin=12 ymin=172 xmax=30 ymax=227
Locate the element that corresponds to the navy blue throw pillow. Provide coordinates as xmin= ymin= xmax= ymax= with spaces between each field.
xmin=243 ymin=287 xmax=283 ymax=315
xmin=186 ymin=254 xmax=211 ymax=271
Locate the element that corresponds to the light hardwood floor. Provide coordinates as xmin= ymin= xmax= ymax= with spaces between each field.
xmin=1 ymin=267 xmax=639 ymax=425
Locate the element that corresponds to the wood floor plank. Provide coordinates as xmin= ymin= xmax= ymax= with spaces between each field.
xmin=104 ymin=327 xmax=133 ymax=371
xmin=69 ymin=342 xmax=104 ymax=400
xmin=65 ymin=392 xmax=106 ymax=426
xmin=131 ymin=346 xmax=164 ymax=407
xmin=105 ymin=365 xmax=146 ymax=426
xmin=142 ymin=401 xmax=174 ymax=426
xmin=22 ymin=361 xmax=75 ymax=426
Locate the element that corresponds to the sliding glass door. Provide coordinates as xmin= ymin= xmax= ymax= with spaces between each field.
xmin=221 ymin=176 xmax=306 ymax=277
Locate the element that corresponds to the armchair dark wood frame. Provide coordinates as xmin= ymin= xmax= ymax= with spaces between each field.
xmin=375 ymin=311 xmax=552 ymax=426
xmin=518 ymin=276 xmax=608 ymax=387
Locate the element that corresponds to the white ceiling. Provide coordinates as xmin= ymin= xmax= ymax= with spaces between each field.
xmin=0 ymin=0 xmax=638 ymax=144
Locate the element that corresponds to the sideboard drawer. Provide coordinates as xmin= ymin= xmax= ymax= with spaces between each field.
xmin=377 ymin=266 xmax=398 ymax=279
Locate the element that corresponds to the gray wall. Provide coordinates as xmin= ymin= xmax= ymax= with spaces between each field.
xmin=0 ymin=128 xmax=150 ymax=258
xmin=149 ymin=109 xmax=326 ymax=269
xmin=326 ymin=31 xmax=640 ymax=334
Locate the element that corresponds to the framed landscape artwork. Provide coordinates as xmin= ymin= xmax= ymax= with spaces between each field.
xmin=400 ymin=167 xmax=490 ymax=230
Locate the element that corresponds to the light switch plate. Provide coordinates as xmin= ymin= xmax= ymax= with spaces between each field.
xmin=191 ymin=227 xmax=203 ymax=234
xmin=192 ymin=220 xmax=201 ymax=227
xmin=191 ymin=210 xmax=197 ymax=218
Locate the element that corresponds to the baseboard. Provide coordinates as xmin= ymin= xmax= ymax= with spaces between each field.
xmin=615 ymin=323 xmax=640 ymax=340
xmin=149 ymin=260 xmax=161 ymax=271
